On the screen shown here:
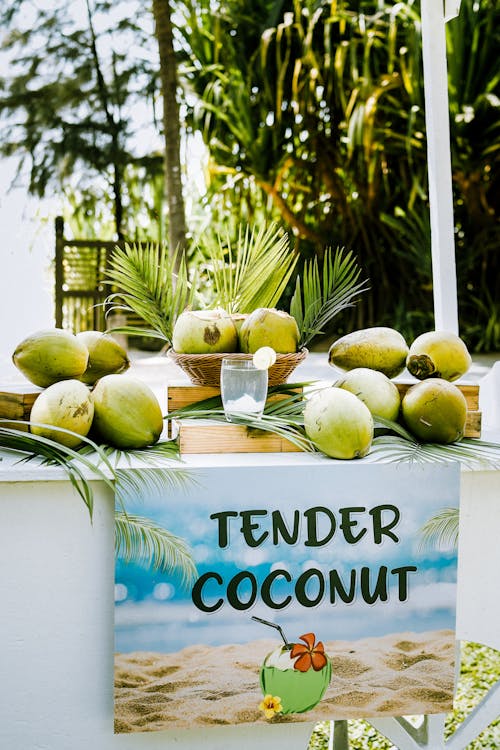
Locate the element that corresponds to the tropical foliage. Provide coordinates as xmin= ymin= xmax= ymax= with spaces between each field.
xmin=179 ymin=0 xmax=500 ymax=347
xmin=199 ymin=222 xmax=298 ymax=314
xmin=105 ymin=241 xmax=197 ymax=344
xmin=103 ymin=225 xmax=368 ymax=349
xmin=290 ymin=247 xmax=369 ymax=348
xmin=0 ymin=0 xmax=163 ymax=239
xmin=1 ymin=1 xmax=499 ymax=349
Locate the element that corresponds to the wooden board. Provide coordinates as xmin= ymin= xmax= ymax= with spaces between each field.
xmin=0 ymin=386 xmax=42 ymax=431
xmin=167 ymin=384 xmax=303 ymax=412
xmin=174 ymin=420 xmax=301 ymax=454
xmin=170 ymin=382 xmax=480 ymax=410
xmin=167 ymin=385 xmax=220 ymax=411
xmin=464 ymin=410 xmax=482 ymax=439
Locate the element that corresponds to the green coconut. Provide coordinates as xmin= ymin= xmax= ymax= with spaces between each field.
xmin=303 ymin=387 xmax=374 ymax=459
xmin=172 ymin=309 xmax=238 ymax=354
xmin=91 ymin=374 xmax=164 ymax=449
xmin=260 ymin=644 xmax=332 ymax=714
xmin=328 ymin=327 xmax=409 ymax=379
xmin=334 ymin=367 xmax=401 ymax=421
xmin=401 ymin=378 xmax=467 ymax=444
xmin=239 ymin=308 xmax=299 ymax=354
xmin=30 ymin=379 xmax=94 ymax=448
xmin=76 ymin=331 xmax=130 ymax=385
xmin=230 ymin=313 xmax=248 ymax=335
xmin=12 ymin=328 xmax=89 ymax=387
xmin=406 ymin=330 xmax=472 ymax=381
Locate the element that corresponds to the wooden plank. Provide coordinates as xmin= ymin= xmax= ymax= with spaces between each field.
xmin=175 ymin=420 xmax=301 ymax=454
xmin=396 ymin=382 xmax=479 ymax=410
xmin=465 ymin=410 xmax=481 ymax=439
xmin=167 ymin=385 xmax=303 ymax=413
xmin=168 ymin=385 xmax=219 ymax=411
xmin=0 ymin=387 xmax=41 ymax=421
xmin=176 ymin=411 xmax=481 ymax=453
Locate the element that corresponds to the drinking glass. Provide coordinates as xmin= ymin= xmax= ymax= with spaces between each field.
xmin=220 ymin=359 xmax=268 ymax=422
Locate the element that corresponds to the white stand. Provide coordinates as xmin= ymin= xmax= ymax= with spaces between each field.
xmin=420 ymin=0 xmax=459 ymax=334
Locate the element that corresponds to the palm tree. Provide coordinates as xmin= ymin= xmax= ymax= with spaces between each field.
xmin=152 ymin=0 xmax=188 ymax=265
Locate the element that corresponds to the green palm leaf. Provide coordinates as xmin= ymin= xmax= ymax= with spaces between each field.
xmin=419 ymin=508 xmax=459 ymax=553
xmin=115 ymin=511 xmax=197 ymax=583
xmin=0 ymin=421 xmax=116 ymax=518
xmin=290 ymin=246 xmax=369 ymax=348
xmin=369 ymin=433 xmax=500 ymax=470
xmin=201 ymin=222 xmax=298 ymax=313
xmin=78 ymin=437 xmax=194 ymax=509
xmin=105 ymin=242 xmax=197 ymax=345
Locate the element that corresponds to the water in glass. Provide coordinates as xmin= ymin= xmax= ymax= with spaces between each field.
xmin=220 ymin=359 xmax=268 ymax=422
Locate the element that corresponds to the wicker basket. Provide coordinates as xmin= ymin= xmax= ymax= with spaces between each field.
xmin=168 ymin=348 xmax=308 ymax=387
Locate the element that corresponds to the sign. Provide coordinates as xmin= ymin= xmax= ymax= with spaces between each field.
xmin=114 ymin=462 xmax=460 ymax=734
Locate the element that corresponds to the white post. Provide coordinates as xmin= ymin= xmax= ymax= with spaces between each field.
xmin=420 ymin=0 xmax=459 ymax=334
xmin=444 ymin=0 xmax=462 ymax=22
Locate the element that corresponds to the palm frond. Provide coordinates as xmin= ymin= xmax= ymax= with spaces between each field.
xmin=290 ymin=246 xmax=369 ymax=348
xmin=78 ymin=438 xmax=192 ymax=510
xmin=0 ymin=421 xmax=116 ymax=518
xmin=105 ymin=242 xmax=197 ymax=345
xmin=369 ymin=433 xmax=500 ymax=470
xmin=115 ymin=467 xmax=194 ymax=511
xmin=418 ymin=508 xmax=459 ymax=553
xmin=202 ymin=222 xmax=298 ymax=313
xmin=115 ymin=511 xmax=197 ymax=584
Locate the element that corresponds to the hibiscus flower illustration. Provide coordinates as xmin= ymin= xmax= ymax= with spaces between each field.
xmin=291 ymin=632 xmax=328 ymax=673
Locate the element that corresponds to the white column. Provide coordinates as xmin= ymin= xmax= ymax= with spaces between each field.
xmin=420 ymin=0 xmax=459 ymax=334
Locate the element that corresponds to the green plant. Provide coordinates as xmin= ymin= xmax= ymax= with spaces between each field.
xmin=199 ymin=222 xmax=298 ymax=313
xmin=0 ymin=421 xmax=115 ymax=517
xmin=181 ymin=0 xmax=500 ymax=351
xmin=105 ymin=241 xmax=197 ymax=345
xmin=115 ymin=512 xmax=196 ymax=583
xmin=290 ymin=247 xmax=369 ymax=349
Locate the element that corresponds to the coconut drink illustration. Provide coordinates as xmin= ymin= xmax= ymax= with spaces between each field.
xmin=254 ymin=617 xmax=332 ymax=716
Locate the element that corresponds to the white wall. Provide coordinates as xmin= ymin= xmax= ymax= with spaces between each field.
xmin=0 ymin=161 xmax=54 ymax=379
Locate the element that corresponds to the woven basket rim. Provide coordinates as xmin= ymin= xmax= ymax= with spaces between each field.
xmin=168 ymin=348 xmax=308 ymax=362
xmin=168 ymin=348 xmax=308 ymax=386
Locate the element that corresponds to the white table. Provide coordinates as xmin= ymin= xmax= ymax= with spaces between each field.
xmin=1 ymin=437 xmax=499 ymax=750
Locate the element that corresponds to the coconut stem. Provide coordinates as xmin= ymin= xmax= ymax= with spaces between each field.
xmin=251 ymin=616 xmax=289 ymax=645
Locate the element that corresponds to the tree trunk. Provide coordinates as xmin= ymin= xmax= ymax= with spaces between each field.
xmin=86 ymin=0 xmax=125 ymax=239
xmin=152 ymin=0 xmax=187 ymax=266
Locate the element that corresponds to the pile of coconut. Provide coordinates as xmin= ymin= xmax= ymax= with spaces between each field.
xmin=12 ymin=329 xmax=163 ymax=450
xmin=171 ymin=307 xmax=300 ymax=355
xmin=304 ymin=327 xmax=472 ymax=459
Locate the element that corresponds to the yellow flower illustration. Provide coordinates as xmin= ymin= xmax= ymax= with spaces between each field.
xmin=259 ymin=693 xmax=283 ymax=719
